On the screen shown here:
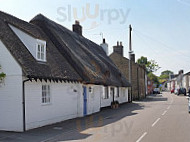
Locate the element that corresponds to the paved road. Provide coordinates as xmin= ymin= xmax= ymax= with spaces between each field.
xmin=0 ymin=92 xmax=190 ymax=142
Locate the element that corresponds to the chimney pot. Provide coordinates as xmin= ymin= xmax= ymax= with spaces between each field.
xmin=75 ymin=20 xmax=80 ymax=25
xmin=103 ymin=38 xmax=105 ymax=43
xmin=113 ymin=41 xmax=123 ymax=56
xmin=72 ymin=21 xmax=82 ymax=36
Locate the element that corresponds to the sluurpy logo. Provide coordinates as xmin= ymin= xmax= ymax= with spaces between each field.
xmin=57 ymin=3 xmax=130 ymax=30
xmin=178 ymin=0 xmax=190 ymax=6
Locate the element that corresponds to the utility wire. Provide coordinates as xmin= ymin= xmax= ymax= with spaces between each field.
xmin=133 ymin=31 xmax=181 ymax=68
xmin=133 ymin=29 xmax=190 ymax=59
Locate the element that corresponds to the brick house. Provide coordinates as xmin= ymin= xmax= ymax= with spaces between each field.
xmin=109 ymin=42 xmax=146 ymax=100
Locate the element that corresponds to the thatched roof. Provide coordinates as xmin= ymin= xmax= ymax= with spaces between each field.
xmin=0 ymin=11 xmax=82 ymax=82
xmin=0 ymin=11 xmax=130 ymax=87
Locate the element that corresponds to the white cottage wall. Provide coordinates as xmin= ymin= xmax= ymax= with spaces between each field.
xmin=101 ymin=86 xmax=128 ymax=108
xmin=0 ymin=40 xmax=23 ymax=132
xmin=101 ymin=86 xmax=113 ymax=108
xmin=25 ymin=81 xmax=83 ymax=130
xmin=114 ymin=87 xmax=128 ymax=104
xmin=86 ymin=85 xmax=102 ymax=115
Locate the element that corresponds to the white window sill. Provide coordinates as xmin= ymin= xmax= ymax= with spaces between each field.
xmin=103 ymin=98 xmax=109 ymax=99
xmin=41 ymin=102 xmax=52 ymax=106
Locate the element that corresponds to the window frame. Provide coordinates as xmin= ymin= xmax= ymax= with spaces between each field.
xmin=116 ymin=87 xmax=119 ymax=98
xmin=110 ymin=87 xmax=115 ymax=97
xmin=42 ymin=84 xmax=51 ymax=105
xmin=104 ymin=87 xmax=109 ymax=99
xmin=36 ymin=39 xmax=46 ymax=62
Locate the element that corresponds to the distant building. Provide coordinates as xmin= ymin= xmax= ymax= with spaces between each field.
xmin=182 ymin=72 xmax=190 ymax=91
xmin=109 ymin=42 xmax=146 ymax=100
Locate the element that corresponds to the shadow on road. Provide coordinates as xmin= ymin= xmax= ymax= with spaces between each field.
xmin=0 ymin=103 xmax=144 ymax=142
xmin=140 ymin=94 xmax=168 ymax=102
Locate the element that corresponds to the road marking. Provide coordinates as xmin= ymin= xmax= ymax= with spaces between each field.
xmin=167 ymin=106 xmax=171 ymax=110
xmin=136 ymin=132 xmax=147 ymax=142
xmin=152 ymin=118 xmax=161 ymax=127
xmin=162 ymin=110 xmax=167 ymax=116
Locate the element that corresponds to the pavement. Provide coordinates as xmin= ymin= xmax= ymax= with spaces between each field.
xmin=0 ymin=92 xmax=190 ymax=142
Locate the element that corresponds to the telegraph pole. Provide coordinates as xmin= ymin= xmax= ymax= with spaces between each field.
xmin=129 ymin=24 xmax=133 ymax=102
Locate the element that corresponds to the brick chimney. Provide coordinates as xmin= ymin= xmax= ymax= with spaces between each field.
xmin=72 ymin=20 xmax=82 ymax=36
xmin=113 ymin=41 xmax=123 ymax=56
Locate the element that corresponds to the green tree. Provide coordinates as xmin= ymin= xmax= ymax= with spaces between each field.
xmin=137 ymin=56 xmax=160 ymax=73
xmin=161 ymin=70 xmax=174 ymax=76
xmin=137 ymin=56 xmax=148 ymax=65
xmin=159 ymin=70 xmax=173 ymax=83
xmin=147 ymin=72 xmax=159 ymax=87
xmin=159 ymin=70 xmax=173 ymax=80
xmin=0 ymin=65 xmax=6 ymax=81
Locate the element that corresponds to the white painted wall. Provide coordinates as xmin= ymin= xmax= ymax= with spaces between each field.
xmin=25 ymin=80 xmax=83 ymax=130
xmin=182 ymin=76 xmax=186 ymax=89
xmin=189 ymin=76 xmax=190 ymax=89
xmin=100 ymin=42 xmax=108 ymax=55
xmin=167 ymin=82 xmax=171 ymax=91
xmin=101 ymin=87 xmax=113 ymax=108
xmin=0 ymin=40 xmax=23 ymax=132
xmin=100 ymin=86 xmax=128 ymax=108
xmin=86 ymin=85 xmax=102 ymax=115
xmin=115 ymin=87 xmax=128 ymax=104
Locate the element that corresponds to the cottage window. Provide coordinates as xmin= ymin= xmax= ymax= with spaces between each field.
xmin=123 ymin=88 xmax=126 ymax=97
xmin=104 ymin=87 xmax=109 ymax=99
xmin=110 ymin=87 xmax=114 ymax=97
xmin=42 ymin=85 xmax=51 ymax=104
xmin=36 ymin=40 xmax=46 ymax=62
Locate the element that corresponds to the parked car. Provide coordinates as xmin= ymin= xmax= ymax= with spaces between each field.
xmin=153 ymin=88 xmax=160 ymax=94
xmin=171 ymin=89 xmax=174 ymax=93
xmin=177 ymin=88 xmax=186 ymax=96
xmin=174 ymin=88 xmax=178 ymax=95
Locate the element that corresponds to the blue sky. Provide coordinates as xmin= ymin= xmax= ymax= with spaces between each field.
xmin=1 ymin=0 xmax=190 ymax=75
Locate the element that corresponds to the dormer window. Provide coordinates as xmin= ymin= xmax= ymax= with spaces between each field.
xmin=36 ymin=39 xmax=46 ymax=62
xmin=9 ymin=24 xmax=47 ymax=62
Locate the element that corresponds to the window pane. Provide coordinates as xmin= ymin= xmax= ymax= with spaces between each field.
xmin=37 ymin=43 xmax=46 ymax=61
xmin=41 ymin=45 xmax=44 ymax=52
xmin=38 ymin=45 xmax=41 ymax=52
xmin=41 ymin=53 xmax=44 ymax=60
xmin=37 ymin=52 xmax=40 ymax=59
xmin=42 ymin=85 xmax=50 ymax=104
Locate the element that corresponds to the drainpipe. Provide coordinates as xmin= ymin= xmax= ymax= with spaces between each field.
xmin=144 ymin=70 xmax=147 ymax=98
xmin=137 ymin=67 xmax=140 ymax=100
xmin=113 ymin=88 xmax=115 ymax=102
xmin=22 ymin=78 xmax=30 ymax=132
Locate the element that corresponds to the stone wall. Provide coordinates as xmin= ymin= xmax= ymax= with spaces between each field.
xmin=109 ymin=53 xmax=146 ymax=100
